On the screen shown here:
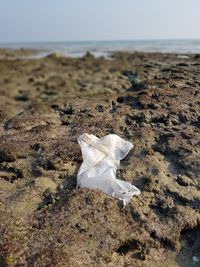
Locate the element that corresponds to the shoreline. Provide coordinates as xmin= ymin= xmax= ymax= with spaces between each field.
xmin=1 ymin=39 xmax=200 ymax=60
xmin=0 ymin=47 xmax=198 ymax=62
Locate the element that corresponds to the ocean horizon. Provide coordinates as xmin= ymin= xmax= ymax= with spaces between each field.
xmin=0 ymin=39 xmax=200 ymax=57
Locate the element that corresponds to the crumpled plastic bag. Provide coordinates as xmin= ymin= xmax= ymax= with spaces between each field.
xmin=77 ymin=133 xmax=140 ymax=205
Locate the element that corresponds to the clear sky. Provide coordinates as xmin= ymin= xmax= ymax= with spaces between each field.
xmin=0 ymin=0 xmax=200 ymax=43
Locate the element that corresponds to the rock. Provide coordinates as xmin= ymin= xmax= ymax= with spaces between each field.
xmin=0 ymin=50 xmax=199 ymax=266
xmin=46 ymin=52 xmax=64 ymax=59
xmin=177 ymin=175 xmax=196 ymax=186
xmin=83 ymin=51 xmax=94 ymax=58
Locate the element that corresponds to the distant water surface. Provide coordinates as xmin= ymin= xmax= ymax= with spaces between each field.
xmin=0 ymin=39 xmax=200 ymax=58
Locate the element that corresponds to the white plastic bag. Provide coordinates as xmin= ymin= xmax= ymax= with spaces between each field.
xmin=77 ymin=133 xmax=140 ymax=205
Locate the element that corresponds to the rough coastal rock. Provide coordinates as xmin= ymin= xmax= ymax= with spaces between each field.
xmin=0 ymin=51 xmax=199 ymax=266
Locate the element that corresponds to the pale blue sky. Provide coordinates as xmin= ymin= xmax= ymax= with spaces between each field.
xmin=0 ymin=0 xmax=200 ymax=43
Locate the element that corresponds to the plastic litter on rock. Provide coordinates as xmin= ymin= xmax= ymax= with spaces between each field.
xmin=77 ymin=133 xmax=140 ymax=206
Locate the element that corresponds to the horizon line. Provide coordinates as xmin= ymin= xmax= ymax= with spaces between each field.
xmin=1 ymin=37 xmax=200 ymax=45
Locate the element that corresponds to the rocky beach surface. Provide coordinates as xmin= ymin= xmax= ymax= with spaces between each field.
xmin=0 ymin=49 xmax=199 ymax=266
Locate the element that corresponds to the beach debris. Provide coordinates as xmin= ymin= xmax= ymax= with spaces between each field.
xmin=177 ymin=54 xmax=190 ymax=59
xmin=77 ymin=133 xmax=140 ymax=205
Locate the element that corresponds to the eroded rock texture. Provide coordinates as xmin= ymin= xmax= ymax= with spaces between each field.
xmin=0 ymin=51 xmax=199 ymax=267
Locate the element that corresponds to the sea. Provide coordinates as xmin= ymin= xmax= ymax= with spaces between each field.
xmin=0 ymin=39 xmax=200 ymax=58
